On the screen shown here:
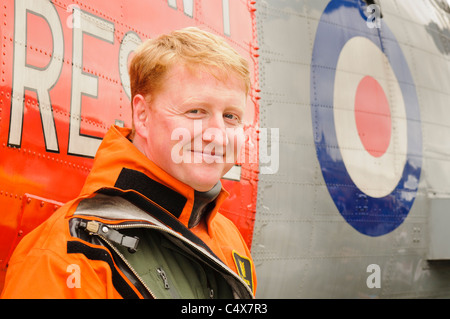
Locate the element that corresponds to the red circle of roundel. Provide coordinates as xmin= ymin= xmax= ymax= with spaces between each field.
xmin=354 ymin=75 xmax=391 ymax=158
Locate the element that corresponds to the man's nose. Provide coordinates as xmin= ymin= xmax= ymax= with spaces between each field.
xmin=202 ymin=115 xmax=228 ymax=147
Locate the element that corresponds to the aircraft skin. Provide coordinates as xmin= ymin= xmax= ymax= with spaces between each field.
xmin=253 ymin=0 xmax=450 ymax=298
xmin=1 ymin=0 xmax=450 ymax=299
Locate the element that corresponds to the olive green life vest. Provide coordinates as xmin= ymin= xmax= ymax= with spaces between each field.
xmin=112 ymin=228 xmax=234 ymax=299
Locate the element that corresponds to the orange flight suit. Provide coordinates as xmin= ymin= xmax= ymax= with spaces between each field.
xmin=1 ymin=125 xmax=256 ymax=298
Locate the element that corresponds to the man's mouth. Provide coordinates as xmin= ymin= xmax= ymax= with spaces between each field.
xmin=191 ymin=150 xmax=224 ymax=157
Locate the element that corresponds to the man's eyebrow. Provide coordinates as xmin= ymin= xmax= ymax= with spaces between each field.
xmin=180 ymin=95 xmax=246 ymax=112
xmin=180 ymin=96 xmax=208 ymax=106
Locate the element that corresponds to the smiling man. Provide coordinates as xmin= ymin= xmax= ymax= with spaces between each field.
xmin=132 ymin=63 xmax=246 ymax=192
xmin=2 ymin=27 xmax=256 ymax=299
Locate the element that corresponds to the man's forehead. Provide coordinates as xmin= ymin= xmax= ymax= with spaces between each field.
xmin=165 ymin=63 xmax=247 ymax=93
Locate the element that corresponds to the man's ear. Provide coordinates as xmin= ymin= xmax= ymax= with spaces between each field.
xmin=132 ymin=94 xmax=150 ymax=138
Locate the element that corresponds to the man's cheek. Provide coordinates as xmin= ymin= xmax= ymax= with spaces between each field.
xmin=171 ymin=127 xmax=191 ymax=164
xmin=225 ymin=127 xmax=245 ymax=163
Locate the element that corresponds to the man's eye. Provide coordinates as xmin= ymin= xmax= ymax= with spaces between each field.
xmin=186 ymin=109 xmax=204 ymax=117
xmin=224 ymin=113 xmax=241 ymax=125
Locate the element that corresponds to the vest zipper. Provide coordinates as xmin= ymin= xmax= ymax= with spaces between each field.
xmin=156 ymin=267 xmax=170 ymax=289
xmin=101 ymin=234 xmax=157 ymax=298
xmin=79 ymin=220 xmax=156 ymax=299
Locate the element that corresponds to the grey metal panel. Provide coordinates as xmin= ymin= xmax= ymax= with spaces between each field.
xmin=253 ymin=0 xmax=330 ymax=298
xmin=428 ymin=197 xmax=450 ymax=259
xmin=252 ymin=0 xmax=450 ymax=298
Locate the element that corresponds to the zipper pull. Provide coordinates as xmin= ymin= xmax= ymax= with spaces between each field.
xmin=157 ymin=267 xmax=170 ymax=289
xmin=79 ymin=220 xmax=140 ymax=253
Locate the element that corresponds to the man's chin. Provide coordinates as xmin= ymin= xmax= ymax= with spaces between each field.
xmin=175 ymin=162 xmax=233 ymax=191
xmin=186 ymin=173 xmax=223 ymax=192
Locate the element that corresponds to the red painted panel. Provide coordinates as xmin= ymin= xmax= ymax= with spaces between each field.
xmin=0 ymin=0 xmax=259 ymax=292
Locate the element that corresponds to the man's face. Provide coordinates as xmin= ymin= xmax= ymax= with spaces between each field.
xmin=133 ymin=64 xmax=247 ymax=192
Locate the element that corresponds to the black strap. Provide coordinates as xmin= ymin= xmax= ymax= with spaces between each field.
xmin=98 ymin=167 xmax=221 ymax=261
xmin=98 ymin=187 xmax=220 ymax=261
xmin=67 ymin=240 xmax=142 ymax=299
xmin=113 ymin=168 xmax=186 ymax=218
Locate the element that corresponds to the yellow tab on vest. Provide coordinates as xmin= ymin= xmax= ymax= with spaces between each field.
xmin=232 ymin=250 xmax=254 ymax=294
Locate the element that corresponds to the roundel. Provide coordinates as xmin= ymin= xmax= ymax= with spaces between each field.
xmin=310 ymin=0 xmax=422 ymax=236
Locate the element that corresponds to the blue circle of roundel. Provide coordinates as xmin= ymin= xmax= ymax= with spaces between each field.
xmin=310 ymin=0 xmax=422 ymax=236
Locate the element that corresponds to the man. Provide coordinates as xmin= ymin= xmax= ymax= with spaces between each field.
xmin=1 ymin=27 xmax=256 ymax=299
